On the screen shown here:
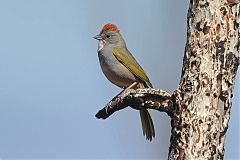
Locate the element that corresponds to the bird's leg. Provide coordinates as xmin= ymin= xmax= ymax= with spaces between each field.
xmin=124 ymin=82 xmax=138 ymax=91
xmin=117 ymin=82 xmax=138 ymax=97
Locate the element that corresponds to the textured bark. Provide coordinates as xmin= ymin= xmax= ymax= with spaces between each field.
xmin=96 ymin=88 xmax=173 ymax=119
xmin=96 ymin=0 xmax=239 ymax=159
xmin=168 ymin=0 xmax=239 ymax=159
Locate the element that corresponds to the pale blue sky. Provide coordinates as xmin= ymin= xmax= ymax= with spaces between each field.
xmin=0 ymin=0 xmax=239 ymax=159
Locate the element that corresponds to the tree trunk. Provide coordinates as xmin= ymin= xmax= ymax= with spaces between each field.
xmin=96 ymin=0 xmax=239 ymax=159
xmin=168 ymin=0 xmax=239 ymax=159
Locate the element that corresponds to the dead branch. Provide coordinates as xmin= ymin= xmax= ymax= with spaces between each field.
xmin=96 ymin=88 xmax=173 ymax=119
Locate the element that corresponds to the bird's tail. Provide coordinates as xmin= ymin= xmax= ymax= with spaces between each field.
xmin=139 ymin=109 xmax=155 ymax=141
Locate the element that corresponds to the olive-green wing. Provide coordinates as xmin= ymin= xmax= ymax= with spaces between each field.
xmin=112 ymin=48 xmax=152 ymax=87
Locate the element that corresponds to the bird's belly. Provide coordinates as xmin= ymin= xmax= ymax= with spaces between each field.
xmin=99 ymin=56 xmax=136 ymax=88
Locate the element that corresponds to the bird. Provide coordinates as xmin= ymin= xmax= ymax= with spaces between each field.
xmin=94 ymin=23 xmax=155 ymax=141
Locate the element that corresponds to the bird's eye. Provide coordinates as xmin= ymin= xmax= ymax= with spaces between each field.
xmin=106 ymin=34 xmax=110 ymax=38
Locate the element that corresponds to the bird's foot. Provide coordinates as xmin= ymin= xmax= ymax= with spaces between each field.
xmin=117 ymin=82 xmax=138 ymax=97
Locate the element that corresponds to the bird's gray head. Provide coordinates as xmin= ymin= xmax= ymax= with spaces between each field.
xmin=94 ymin=23 xmax=126 ymax=51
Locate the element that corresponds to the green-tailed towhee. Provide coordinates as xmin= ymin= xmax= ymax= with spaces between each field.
xmin=94 ymin=23 xmax=155 ymax=141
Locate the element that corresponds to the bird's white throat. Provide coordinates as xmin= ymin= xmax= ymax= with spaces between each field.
xmin=98 ymin=40 xmax=104 ymax=51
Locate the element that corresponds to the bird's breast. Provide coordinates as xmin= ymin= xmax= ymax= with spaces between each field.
xmin=98 ymin=48 xmax=136 ymax=88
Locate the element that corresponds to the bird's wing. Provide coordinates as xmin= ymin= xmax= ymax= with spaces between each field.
xmin=113 ymin=48 xmax=152 ymax=87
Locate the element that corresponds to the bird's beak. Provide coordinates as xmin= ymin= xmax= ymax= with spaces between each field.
xmin=93 ymin=35 xmax=102 ymax=40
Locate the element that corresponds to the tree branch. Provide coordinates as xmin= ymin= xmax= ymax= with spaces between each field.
xmin=96 ymin=88 xmax=173 ymax=119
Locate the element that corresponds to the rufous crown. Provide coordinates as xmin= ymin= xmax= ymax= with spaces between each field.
xmin=100 ymin=23 xmax=120 ymax=34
